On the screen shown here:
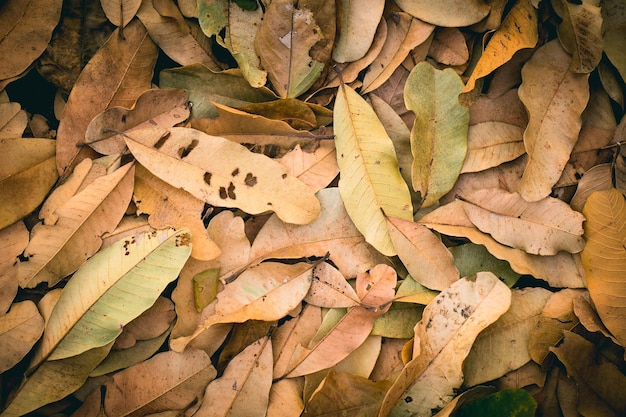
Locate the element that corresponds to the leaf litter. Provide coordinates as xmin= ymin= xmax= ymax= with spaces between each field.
xmin=0 ymin=0 xmax=625 ymax=416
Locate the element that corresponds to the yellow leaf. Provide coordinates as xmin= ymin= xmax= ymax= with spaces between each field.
xmin=463 ymin=0 xmax=538 ymax=93
xmin=332 ymin=0 xmax=385 ymax=63
xmin=518 ymin=40 xmax=590 ymax=201
xmin=0 ymin=138 xmax=58 ymax=230
xmin=124 ymin=127 xmax=321 ymax=225
xmin=581 ymin=188 xmax=626 ymax=347
xmin=334 ymin=84 xmax=413 ymax=256
xmin=461 ymin=122 xmax=526 ymax=173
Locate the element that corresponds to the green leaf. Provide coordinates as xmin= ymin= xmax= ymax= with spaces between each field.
xmin=449 ymin=243 xmax=521 ymax=287
xmin=404 ymin=61 xmax=469 ymax=207
xmin=334 ymin=84 xmax=413 ymax=256
xmin=452 ymin=389 xmax=537 ymax=417
xmin=31 ymin=228 xmax=191 ymax=365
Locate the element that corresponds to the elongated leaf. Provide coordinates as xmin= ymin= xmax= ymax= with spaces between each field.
xmin=56 ymin=19 xmax=157 ymax=174
xmin=461 ymin=122 xmax=525 ymax=173
xmin=30 ymin=228 xmax=190 ymax=366
xmin=124 ymin=127 xmax=320 ymax=224
xmin=255 ymin=0 xmax=325 ymax=97
xmin=378 ymin=272 xmax=511 ymax=417
xmin=332 ymin=0 xmax=385 ymax=63
xmin=334 ymin=84 xmax=413 ymax=256
xmin=137 ymin=0 xmax=220 ymax=70
xmin=0 ymin=343 xmax=113 ymax=417
xmin=0 ymin=0 xmax=63 ymax=81
xmin=461 ymin=188 xmax=585 ymax=255
xmin=170 ymin=262 xmax=313 ymax=352
xmin=0 ymin=301 xmax=44 ymax=373
xmin=0 ymin=139 xmax=58 ymax=229
xmin=405 ymin=62 xmax=469 ymax=207
xmin=395 ymin=0 xmax=490 ymax=27
xmin=197 ymin=337 xmax=272 ymax=417
xmin=18 ymin=163 xmax=135 ymax=288
xmin=102 ymin=349 xmax=216 ymax=416
xmin=517 ymin=40 xmax=590 ymax=201
xmin=602 ymin=0 xmax=626 ymax=81
xmin=85 ymin=88 xmax=190 ymax=155
xmin=463 ymin=0 xmax=538 ymax=92
xmin=386 ymin=216 xmax=459 ymax=291
xmin=558 ymin=0 xmax=603 ymax=73
xmin=581 ymin=189 xmax=626 ymax=346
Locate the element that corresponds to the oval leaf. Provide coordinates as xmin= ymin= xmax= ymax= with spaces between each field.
xmin=395 ymin=0 xmax=490 ymax=27
xmin=124 ymin=126 xmax=321 ymax=225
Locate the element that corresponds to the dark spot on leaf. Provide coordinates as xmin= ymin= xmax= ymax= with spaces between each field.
xmin=404 ymin=396 xmax=413 ymax=403
xmin=245 ymin=173 xmax=257 ymax=186
xmin=121 ymin=115 xmax=127 ymax=123
xmin=231 ymin=168 xmax=240 ymax=177
xmin=178 ymin=139 xmax=198 ymax=158
xmin=281 ymin=173 xmax=287 ymax=179
xmin=219 ymin=187 xmax=227 ymax=199
xmin=153 ymin=132 xmax=170 ymax=149
xmin=227 ymin=182 xmax=236 ymax=199
xmin=204 ymin=172 xmax=212 ymax=185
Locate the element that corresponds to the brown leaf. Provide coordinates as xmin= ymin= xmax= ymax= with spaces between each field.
xmin=18 ymin=163 xmax=134 ymax=288
xmin=332 ymin=0 xmax=385 ymax=63
xmin=56 ymin=19 xmax=157 ymax=174
xmin=101 ymin=0 xmax=141 ymax=27
xmin=0 ymin=301 xmax=44 ymax=373
xmin=428 ymin=27 xmax=468 ymax=66
xmin=0 ymin=221 xmax=27 ymax=313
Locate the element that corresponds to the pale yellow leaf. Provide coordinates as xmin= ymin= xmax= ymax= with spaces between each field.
xmin=386 ymin=216 xmax=459 ymax=291
xmin=196 ymin=336 xmax=272 ymax=417
xmin=378 ymin=272 xmax=511 ymax=417
xmin=395 ymin=0 xmax=490 ymax=27
xmin=334 ymin=84 xmax=413 ymax=256
xmin=460 ymin=188 xmax=585 ymax=255
xmin=461 ymin=122 xmax=526 ymax=173
xmin=18 ymin=163 xmax=134 ymax=288
xmin=518 ymin=40 xmax=590 ymax=201
xmin=124 ymin=127 xmax=320 ymax=224
xmin=280 ymin=142 xmax=339 ymax=192
xmin=304 ymin=262 xmax=360 ymax=308
xmin=332 ymin=0 xmax=385 ymax=63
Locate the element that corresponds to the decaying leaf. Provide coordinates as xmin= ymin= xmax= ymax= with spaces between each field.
xmin=124 ymin=126 xmax=321 ymax=225
xmin=581 ymin=188 xmax=626 ymax=347
xmin=517 ymin=40 xmax=590 ymax=201
xmin=101 ymin=0 xmax=141 ymax=27
xmin=334 ymin=84 xmax=413 ymax=256
xmin=0 ymin=301 xmax=44 ymax=373
xmin=379 ymin=272 xmax=511 ymax=416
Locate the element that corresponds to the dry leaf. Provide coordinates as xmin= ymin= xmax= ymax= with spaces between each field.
xmin=580 ymin=188 xmax=626 ymax=347
xmin=428 ymin=27 xmax=468 ymax=66
xmin=460 ymin=188 xmax=585 ymax=255
xmin=332 ymin=0 xmax=385 ymax=63
xmin=280 ymin=142 xmax=339 ymax=192
xmin=0 ymin=221 xmax=27 ymax=313
xmin=124 ymin=126 xmax=321 ymax=224
xmin=395 ymin=0 xmax=490 ymax=27
xmin=18 ymin=163 xmax=135 ymax=288
xmin=334 ymin=84 xmax=413 ymax=256
xmin=101 ymin=0 xmax=141 ymax=27
xmin=304 ymin=262 xmax=359 ymax=308
xmin=517 ymin=40 xmax=590 ymax=201
xmin=0 ymin=301 xmax=44 ymax=373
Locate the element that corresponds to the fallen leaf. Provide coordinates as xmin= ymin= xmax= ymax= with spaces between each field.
xmin=196 ymin=336 xmax=272 ymax=417
xmin=550 ymin=331 xmax=626 ymax=417
xmin=463 ymin=0 xmax=538 ymax=93
xmin=101 ymin=0 xmax=141 ymax=27
xmin=461 ymin=122 xmax=525 ymax=173
xmin=405 ymin=61 xmax=469 ymax=207
xmin=0 ymin=0 xmax=63 ymax=82
xmin=580 ymin=188 xmax=626 ymax=347
xmin=31 ymin=227 xmax=190 ymax=366
xmin=255 ymin=0 xmax=325 ymax=98
xmin=124 ymin=126 xmax=321 ymax=224
xmin=0 ymin=102 xmax=27 ymax=138
xmin=332 ymin=0 xmax=385 ymax=63
xmin=304 ymin=262 xmax=360 ymax=308
xmin=428 ymin=27 xmax=468 ymax=66
xmin=56 ymin=19 xmax=157 ymax=174
xmin=600 ymin=0 xmax=626 ymax=81
xmin=378 ymin=272 xmax=511 ymax=417
xmin=103 ymin=349 xmax=216 ymax=416
xmin=460 ymin=188 xmax=585 ymax=255
xmin=85 ymin=88 xmax=190 ymax=155
xmin=449 ymin=243 xmax=521 ymax=287
xmin=517 ymin=40 xmax=590 ymax=201
xmin=558 ymin=0 xmax=603 ymax=73
xmin=386 ymin=216 xmax=459 ymax=291
xmin=170 ymin=262 xmax=313 ymax=352
xmin=463 ymin=287 xmax=551 ymax=386
xmin=134 ymin=163 xmax=221 ymax=261
xmin=267 ymin=378 xmax=305 ymax=417
xmin=0 ymin=138 xmax=58 ymax=230
xmin=18 ymin=163 xmax=135 ymax=288
xmin=395 ymin=0 xmax=490 ymax=27
xmin=280 ymin=142 xmax=339 ymax=192
xmin=334 ymin=83 xmax=413 ymax=256
xmin=0 ymin=221 xmax=27 ymax=313
xmin=137 ymin=0 xmax=220 ymax=70
xmin=0 ymin=301 xmax=44 ymax=373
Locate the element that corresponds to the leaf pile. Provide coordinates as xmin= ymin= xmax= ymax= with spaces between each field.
xmin=1 ymin=0 xmax=626 ymax=416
